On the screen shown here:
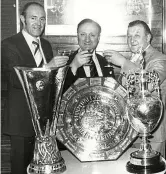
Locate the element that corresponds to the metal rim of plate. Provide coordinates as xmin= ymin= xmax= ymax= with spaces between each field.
xmin=57 ymin=77 xmax=137 ymax=161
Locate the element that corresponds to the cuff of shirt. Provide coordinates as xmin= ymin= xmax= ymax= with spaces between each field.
xmin=70 ymin=64 xmax=77 ymax=76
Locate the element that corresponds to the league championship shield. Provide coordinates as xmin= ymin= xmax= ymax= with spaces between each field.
xmin=14 ymin=66 xmax=68 ymax=174
xmin=56 ymin=77 xmax=138 ymax=161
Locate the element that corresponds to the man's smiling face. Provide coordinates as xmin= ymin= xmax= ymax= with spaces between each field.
xmin=21 ymin=4 xmax=46 ymax=37
xmin=127 ymin=24 xmax=150 ymax=53
xmin=77 ymin=22 xmax=100 ymax=51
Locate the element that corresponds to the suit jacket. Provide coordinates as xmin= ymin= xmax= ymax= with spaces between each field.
xmin=2 ymin=32 xmax=53 ymax=137
xmin=63 ymin=50 xmax=115 ymax=93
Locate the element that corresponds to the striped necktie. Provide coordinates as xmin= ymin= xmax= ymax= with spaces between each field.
xmin=32 ymin=40 xmax=43 ymax=67
xmin=90 ymin=59 xmax=98 ymax=77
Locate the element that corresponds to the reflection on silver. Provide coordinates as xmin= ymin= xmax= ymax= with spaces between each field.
xmin=57 ymin=77 xmax=137 ymax=161
xmin=14 ymin=66 xmax=68 ymax=174
xmin=127 ymin=94 xmax=162 ymax=134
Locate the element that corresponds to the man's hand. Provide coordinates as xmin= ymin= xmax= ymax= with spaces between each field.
xmin=44 ymin=56 xmax=69 ymax=68
xmin=103 ymin=50 xmax=126 ymax=67
xmin=70 ymin=50 xmax=92 ymax=74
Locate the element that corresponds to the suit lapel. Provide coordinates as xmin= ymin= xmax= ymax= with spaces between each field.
xmin=97 ymin=54 xmax=115 ymax=77
xmin=16 ymin=32 xmax=36 ymax=66
xmin=40 ymin=38 xmax=53 ymax=63
xmin=96 ymin=54 xmax=105 ymax=76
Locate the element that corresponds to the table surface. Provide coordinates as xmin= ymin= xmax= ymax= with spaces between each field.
xmin=61 ymin=148 xmax=166 ymax=174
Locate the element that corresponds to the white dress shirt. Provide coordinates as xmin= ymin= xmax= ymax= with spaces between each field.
xmin=77 ymin=49 xmax=103 ymax=77
xmin=22 ymin=30 xmax=47 ymax=66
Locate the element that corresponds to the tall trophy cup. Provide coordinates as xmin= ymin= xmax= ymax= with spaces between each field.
xmin=14 ymin=66 xmax=68 ymax=174
xmin=125 ymin=52 xmax=165 ymax=173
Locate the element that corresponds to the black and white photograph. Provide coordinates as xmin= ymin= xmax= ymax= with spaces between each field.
xmin=1 ymin=0 xmax=166 ymax=174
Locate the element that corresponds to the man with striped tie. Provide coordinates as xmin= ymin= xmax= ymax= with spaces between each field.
xmin=1 ymin=2 xmax=68 ymax=174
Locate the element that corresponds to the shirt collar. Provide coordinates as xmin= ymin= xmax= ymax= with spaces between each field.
xmin=22 ymin=30 xmax=40 ymax=46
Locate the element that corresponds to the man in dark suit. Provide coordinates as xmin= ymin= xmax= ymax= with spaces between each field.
xmin=64 ymin=18 xmax=115 ymax=92
xmin=1 ymin=2 xmax=68 ymax=174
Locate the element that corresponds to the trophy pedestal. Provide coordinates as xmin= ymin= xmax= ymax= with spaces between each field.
xmin=126 ymin=151 xmax=165 ymax=173
xmin=27 ymin=158 xmax=66 ymax=174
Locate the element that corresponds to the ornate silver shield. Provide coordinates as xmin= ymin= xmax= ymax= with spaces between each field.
xmin=57 ymin=77 xmax=137 ymax=161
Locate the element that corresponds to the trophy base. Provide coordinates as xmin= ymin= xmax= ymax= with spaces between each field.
xmin=126 ymin=152 xmax=166 ymax=173
xmin=126 ymin=161 xmax=165 ymax=174
xmin=27 ymin=157 xmax=66 ymax=174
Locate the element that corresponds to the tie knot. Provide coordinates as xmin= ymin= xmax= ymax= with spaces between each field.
xmin=32 ymin=40 xmax=39 ymax=46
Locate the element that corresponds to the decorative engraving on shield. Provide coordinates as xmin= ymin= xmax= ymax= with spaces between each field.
xmin=57 ymin=77 xmax=138 ymax=161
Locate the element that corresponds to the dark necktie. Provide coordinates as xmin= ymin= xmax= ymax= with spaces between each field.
xmin=90 ymin=59 xmax=98 ymax=77
xmin=32 ymin=41 xmax=43 ymax=67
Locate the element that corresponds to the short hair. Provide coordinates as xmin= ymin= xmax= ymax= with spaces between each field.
xmin=77 ymin=18 xmax=101 ymax=34
xmin=21 ymin=2 xmax=44 ymax=17
xmin=128 ymin=20 xmax=153 ymax=43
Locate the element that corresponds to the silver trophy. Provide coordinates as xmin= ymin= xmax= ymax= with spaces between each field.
xmin=14 ymin=66 xmax=69 ymax=174
xmin=125 ymin=52 xmax=165 ymax=173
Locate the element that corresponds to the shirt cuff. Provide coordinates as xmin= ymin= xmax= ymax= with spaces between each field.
xmin=70 ymin=64 xmax=77 ymax=76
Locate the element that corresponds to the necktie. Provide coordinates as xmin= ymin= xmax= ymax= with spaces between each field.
xmin=90 ymin=59 xmax=98 ymax=77
xmin=32 ymin=40 xmax=43 ymax=67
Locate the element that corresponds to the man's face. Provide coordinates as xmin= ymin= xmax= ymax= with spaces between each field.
xmin=21 ymin=5 xmax=46 ymax=37
xmin=127 ymin=24 xmax=150 ymax=53
xmin=77 ymin=22 xmax=100 ymax=51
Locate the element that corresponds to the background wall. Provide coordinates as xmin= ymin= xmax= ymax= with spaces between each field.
xmin=1 ymin=0 xmax=164 ymax=173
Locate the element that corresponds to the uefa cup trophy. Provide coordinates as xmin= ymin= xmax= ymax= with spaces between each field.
xmin=125 ymin=52 xmax=165 ymax=173
xmin=14 ymin=66 xmax=68 ymax=174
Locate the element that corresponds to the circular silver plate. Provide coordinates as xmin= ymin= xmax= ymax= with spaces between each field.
xmin=57 ymin=77 xmax=137 ymax=161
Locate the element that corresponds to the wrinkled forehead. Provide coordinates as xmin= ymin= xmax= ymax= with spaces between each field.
xmin=26 ymin=5 xmax=45 ymax=16
xmin=127 ymin=24 xmax=145 ymax=35
xmin=78 ymin=22 xmax=100 ymax=34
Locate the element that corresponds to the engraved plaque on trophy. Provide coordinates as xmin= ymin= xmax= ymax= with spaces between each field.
xmin=56 ymin=77 xmax=138 ymax=161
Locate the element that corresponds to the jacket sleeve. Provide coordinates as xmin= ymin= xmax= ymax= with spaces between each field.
xmin=2 ymin=40 xmax=23 ymax=89
xmin=41 ymin=38 xmax=53 ymax=63
xmin=146 ymin=59 xmax=166 ymax=84
xmin=62 ymin=51 xmax=78 ymax=93
xmin=62 ymin=67 xmax=78 ymax=94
